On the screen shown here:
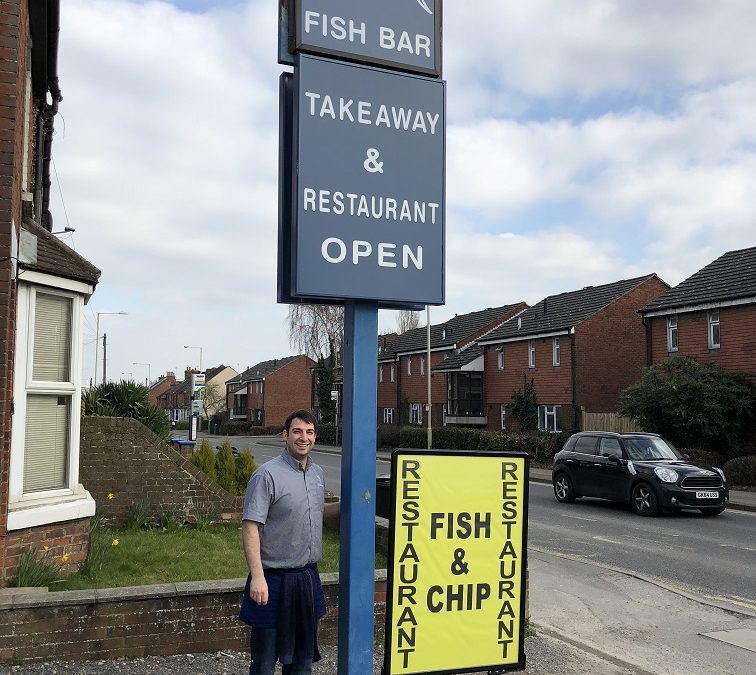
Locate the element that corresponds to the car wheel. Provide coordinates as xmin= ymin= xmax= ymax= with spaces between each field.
xmin=631 ymin=482 xmax=659 ymax=516
xmin=700 ymin=506 xmax=726 ymax=516
xmin=553 ymin=473 xmax=576 ymax=503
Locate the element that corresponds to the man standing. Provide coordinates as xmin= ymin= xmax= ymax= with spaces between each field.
xmin=240 ymin=410 xmax=339 ymax=675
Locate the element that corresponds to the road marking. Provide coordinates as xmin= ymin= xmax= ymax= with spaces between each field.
xmin=719 ymin=543 xmax=756 ymax=552
xmin=561 ymin=514 xmax=599 ymax=522
xmin=703 ymin=595 xmax=756 ymax=612
xmin=592 ymin=535 xmax=625 ymax=545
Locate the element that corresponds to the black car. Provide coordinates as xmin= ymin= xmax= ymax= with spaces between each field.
xmin=552 ymin=432 xmax=729 ymax=516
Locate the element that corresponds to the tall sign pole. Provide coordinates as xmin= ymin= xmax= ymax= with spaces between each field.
xmin=277 ymin=3 xmax=445 ymax=673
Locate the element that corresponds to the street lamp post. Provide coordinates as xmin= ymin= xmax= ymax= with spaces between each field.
xmin=133 ymin=362 xmax=151 ymax=386
xmin=183 ymin=345 xmax=203 ymax=372
xmin=121 ymin=372 xmax=133 ymax=380
xmin=95 ymin=311 xmax=127 ymax=385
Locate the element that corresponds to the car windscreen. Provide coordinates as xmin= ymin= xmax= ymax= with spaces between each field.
xmin=624 ymin=437 xmax=682 ymax=461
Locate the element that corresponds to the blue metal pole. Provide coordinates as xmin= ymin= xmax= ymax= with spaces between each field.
xmin=338 ymin=300 xmax=378 ymax=675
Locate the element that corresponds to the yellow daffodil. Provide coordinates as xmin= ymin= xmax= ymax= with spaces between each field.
xmin=43 ymin=546 xmax=50 ymax=552
xmin=107 ymin=493 xmax=114 ymax=500
xmin=61 ymin=554 xmax=69 ymax=562
xmin=112 ymin=539 xmax=120 ymax=547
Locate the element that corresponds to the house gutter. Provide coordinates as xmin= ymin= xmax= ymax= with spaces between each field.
xmin=30 ymin=0 xmax=62 ymax=232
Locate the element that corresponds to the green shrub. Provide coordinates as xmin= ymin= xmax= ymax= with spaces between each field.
xmin=511 ymin=378 xmax=538 ymax=431
xmin=12 ymin=548 xmax=63 ymax=587
xmin=376 ymin=425 xmax=566 ymax=465
xmin=219 ymin=420 xmax=282 ymax=436
xmin=617 ymin=356 xmax=756 ymax=457
xmin=235 ymin=448 xmax=258 ymax=495
xmin=83 ymin=380 xmax=170 ymax=441
xmin=191 ymin=439 xmax=217 ymax=480
xmin=723 ymin=455 xmax=756 ymax=488
xmin=215 ymin=439 xmax=237 ymax=493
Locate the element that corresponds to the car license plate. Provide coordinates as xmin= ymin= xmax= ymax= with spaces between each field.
xmin=696 ymin=491 xmax=719 ymax=499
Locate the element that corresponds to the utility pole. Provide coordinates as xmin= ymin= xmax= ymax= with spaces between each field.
xmin=102 ymin=333 xmax=107 ymax=385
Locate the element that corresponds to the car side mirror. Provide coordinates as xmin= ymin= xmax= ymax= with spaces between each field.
xmin=607 ymin=454 xmax=620 ymax=463
xmin=682 ymin=454 xmax=690 ymax=461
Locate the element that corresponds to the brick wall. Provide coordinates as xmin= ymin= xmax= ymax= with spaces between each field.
xmin=484 ymin=339 xmax=574 ymax=430
xmin=80 ymin=417 xmax=242 ymax=524
xmin=398 ymin=352 xmax=447 ymax=425
xmin=648 ymin=304 xmax=756 ymax=373
xmin=264 ymin=357 xmax=316 ymax=428
xmin=1 ymin=518 xmax=90 ymax=587
xmin=575 ymin=276 xmax=668 ymax=412
xmin=0 ymin=572 xmax=388 ymax=664
xmin=0 ymin=0 xmax=27 ymax=601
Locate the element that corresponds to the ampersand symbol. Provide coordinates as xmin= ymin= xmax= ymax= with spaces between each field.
xmin=450 ymin=548 xmax=469 ymax=575
xmin=363 ymin=148 xmax=384 ymax=174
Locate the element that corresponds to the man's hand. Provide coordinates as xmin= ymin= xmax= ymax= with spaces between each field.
xmin=250 ymin=575 xmax=269 ymax=605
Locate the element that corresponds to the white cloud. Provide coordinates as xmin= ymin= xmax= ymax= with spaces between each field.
xmin=49 ymin=1 xmax=756 ymax=383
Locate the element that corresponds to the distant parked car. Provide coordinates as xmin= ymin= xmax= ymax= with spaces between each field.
xmin=552 ymin=432 xmax=729 ymax=516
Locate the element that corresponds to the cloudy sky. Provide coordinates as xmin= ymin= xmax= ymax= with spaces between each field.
xmin=51 ymin=0 xmax=756 ymax=386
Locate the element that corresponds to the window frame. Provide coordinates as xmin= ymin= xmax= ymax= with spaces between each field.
xmin=496 ymin=347 xmax=504 ymax=370
xmin=528 ymin=340 xmax=536 ymax=369
xmin=390 ymin=364 xmax=395 ymax=382
xmin=667 ymin=316 xmax=678 ymax=352
xmin=552 ymin=337 xmax=560 ymax=367
xmin=9 ymin=283 xmax=88 ymax=509
xmin=407 ymin=357 xmax=412 ymax=377
xmin=383 ymin=407 xmax=394 ymax=424
xmin=379 ymin=365 xmax=384 ymax=383
xmin=537 ymin=404 xmax=561 ymax=433
xmin=410 ymin=402 xmax=423 ymax=425
xmin=500 ymin=404 xmax=507 ymax=430
xmin=708 ymin=310 xmax=720 ymax=349
xmin=420 ymin=356 xmax=425 ymax=376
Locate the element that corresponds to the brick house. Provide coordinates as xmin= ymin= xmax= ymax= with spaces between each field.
xmin=476 ymin=275 xmax=669 ymax=433
xmin=226 ymin=355 xmax=316 ymax=428
xmin=147 ymin=371 xmax=176 ymax=409
xmin=157 ymin=368 xmax=198 ymax=423
xmin=1 ymin=1 xmax=102 ymax=585
xmin=641 ymin=246 xmax=756 ymax=375
xmin=378 ymin=304 xmax=527 ymax=427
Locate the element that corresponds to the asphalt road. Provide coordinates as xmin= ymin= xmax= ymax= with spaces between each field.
xmin=200 ymin=435 xmax=755 ymax=613
xmin=528 ymin=481 xmax=756 ymax=613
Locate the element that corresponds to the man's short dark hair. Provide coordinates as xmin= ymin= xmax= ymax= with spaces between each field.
xmin=284 ymin=409 xmax=318 ymax=434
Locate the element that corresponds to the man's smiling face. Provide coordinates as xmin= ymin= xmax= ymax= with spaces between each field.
xmin=284 ymin=417 xmax=317 ymax=464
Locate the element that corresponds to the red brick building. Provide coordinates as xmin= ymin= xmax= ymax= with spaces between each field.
xmin=476 ymin=275 xmax=669 ymax=432
xmin=148 ymin=371 xmax=176 ymax=409
xmin=641 ymin=246 xmax=756 ymax=375
xmin=377 ymin=304 xmax=527 ymax=426
xmin=1 ymin=1 xmax=101 ymax=586
xmin=226 ymin=355 xmax=316 ymax=428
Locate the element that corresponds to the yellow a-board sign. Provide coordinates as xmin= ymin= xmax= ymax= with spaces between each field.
xmin=384 ymin=450 xmax=529 ymax=674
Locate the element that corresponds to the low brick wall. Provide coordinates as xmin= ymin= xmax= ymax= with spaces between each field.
xmin=0 ymin=518 xmax=91 ymax=587
xmin=80 ymin=417 xmax=242 ymax=524
xmin=0 ymin=572 xmax=387 ymax=665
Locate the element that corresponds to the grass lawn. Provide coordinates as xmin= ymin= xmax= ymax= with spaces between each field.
xmin=52 ymin=524 xmax=387 ymax=592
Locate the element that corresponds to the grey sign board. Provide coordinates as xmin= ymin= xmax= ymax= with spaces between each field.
xmin=288 ymin=54 xmax=445 ymax=306
xmin=289 ymin=0 xmax=442 ymax=77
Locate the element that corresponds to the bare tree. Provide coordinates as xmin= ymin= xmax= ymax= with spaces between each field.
xmin=200 ymin=381 xmax=227 ymax=418
xmin=287 ymin=304 xmax=344 ymax=362
xmin=396 ymin=309 xmax=421 ymax=334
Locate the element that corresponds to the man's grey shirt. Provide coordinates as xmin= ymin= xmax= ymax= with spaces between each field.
xmin=243 ymin=450 xmax=325 ymax=569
